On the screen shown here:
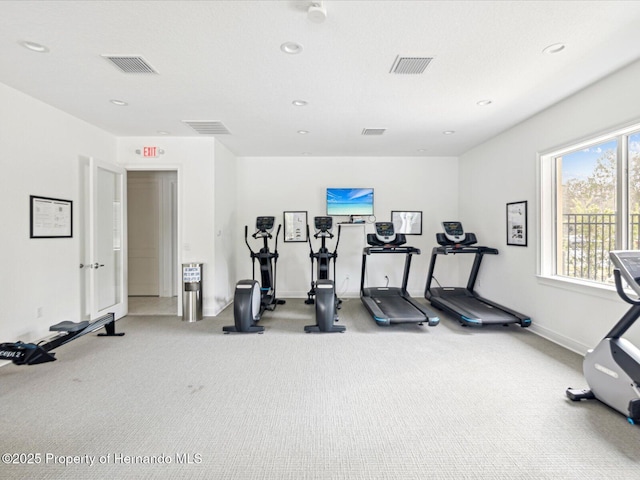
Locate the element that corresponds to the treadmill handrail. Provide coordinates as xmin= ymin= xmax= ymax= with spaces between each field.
xmin=432 ymin=245 xmax=498 ymax=255
xmin=364 ymin=246 xmax=421 ymax=255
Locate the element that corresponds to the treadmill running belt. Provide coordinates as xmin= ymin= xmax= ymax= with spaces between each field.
xmin=438 ymin=295 xmax=517 ymax=324
xmin=375 ymin=295 xmax=425 ymax=322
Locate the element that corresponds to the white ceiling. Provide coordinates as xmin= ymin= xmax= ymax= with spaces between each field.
xmin=2 ymin=0 xmax=640 ymax=157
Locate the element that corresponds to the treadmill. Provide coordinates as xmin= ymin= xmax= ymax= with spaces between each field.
xmin=360 ymin=222 xmax=440 ymax=327
xmin=424 ymin=221 xmax=531 ymax=327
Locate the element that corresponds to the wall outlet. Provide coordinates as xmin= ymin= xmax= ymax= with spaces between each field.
xmin=37 ymin=307 xmax=43 ymax=318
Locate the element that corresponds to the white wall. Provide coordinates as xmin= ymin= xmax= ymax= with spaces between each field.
xmin=458 ymin=58 xmax=640 ymax=354
xmin=235 ymin=156 xmax=458 ymax=298
xmin=213 ymin=142 xmax=238 ymax=312
xmin=116 ymin=137 xmax=231 ymax=316
xmin=0 ymin=83 xmax=116 ymax=343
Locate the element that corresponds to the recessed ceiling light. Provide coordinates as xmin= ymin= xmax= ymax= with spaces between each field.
xmin=292 ymin=100 xmax=308 ymax=106
xmin=442 ymin=130 xmax=456 ymax=135
xmin=297 ymin=130 xmax=309 ymax=135
xmin=302 ymin=152 xmax=312 ymax=156
xmin=543 ymin=43 xmax=566 ymax=54
xmin=20 ymin=40 xmax=49 ymax=53
xmin=476 ymin=100 xmax=492 ymax=106
xmin=157 ymin=130 xmax=170 ymax=135
xmin=417 ymin=149 xmax=426 ymax=152
xmin=110 ymin=99 xmax=128 ymax=106
xmin=281 ymin=42 xmax=303 ymax=54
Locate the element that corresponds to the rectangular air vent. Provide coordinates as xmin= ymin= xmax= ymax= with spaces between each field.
xmin=361 ymin=128 xmax=386 ymax=136
xmin=390 ymin=56 xmax=433 ymax=74
xmin=102 ymin=55 xmax=158 ymax=74
xmin=183 ymin=121 xmax=231 ymax=135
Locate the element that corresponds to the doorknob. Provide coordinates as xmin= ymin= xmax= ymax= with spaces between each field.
xmin=92 ymin=263 xmax=105 ymax=269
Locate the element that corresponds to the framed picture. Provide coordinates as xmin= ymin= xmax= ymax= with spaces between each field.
xmin=391 ymin=211 xmax=422 ymax=235
xmin=506 ymin=201 xmax=527 ymax=246
xmin=30 ymin=195 xmax=73 ymax=238
xmin=283 ymin=211 xmax=308 ymax=242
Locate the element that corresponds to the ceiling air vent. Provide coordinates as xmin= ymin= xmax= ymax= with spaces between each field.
xmin=102 ymin=55 xmax=158 ymax=74
xmin=361 ymin=128 xmax=386 ymax=136
xmin=390 ymin=56 xmax=433 ymax=74
xmin=183 ymin=121 xmax=231 ymax=135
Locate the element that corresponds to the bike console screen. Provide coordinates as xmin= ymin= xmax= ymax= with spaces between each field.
xmin=610 ymin=250 xmax=640 ymax=296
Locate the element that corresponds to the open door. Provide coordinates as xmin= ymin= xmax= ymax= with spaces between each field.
xmin=80 ymin=157 xmax=127 ymax=320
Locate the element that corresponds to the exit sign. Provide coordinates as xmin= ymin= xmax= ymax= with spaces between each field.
xmin=135 ymin=147 xmax=165 ymax=157
xmin=143 ymin=146 xmax=158 ymax=157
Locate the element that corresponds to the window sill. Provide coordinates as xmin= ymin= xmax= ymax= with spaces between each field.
xmin=536 ymin=274 xmax=621 ymax=302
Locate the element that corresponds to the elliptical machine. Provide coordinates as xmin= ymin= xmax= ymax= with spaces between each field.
xmin=304 ymin=216 xmax=345 ymax=333
xmin=566 ymin=250 xmax=640 ymax=424
xmin=223 ymin=216 xmax=285 ymax=334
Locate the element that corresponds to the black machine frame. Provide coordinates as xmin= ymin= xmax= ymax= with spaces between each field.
xmin=223 ymin=216 xmax=285 ymax=334
xmin=0 ymin=312 xmax=123 ymax=365
xmin=424 ymin=222 xmax=531 ymax=328
xmin=566 ymin=250 xmax=640 ymax=424
xmin=360 ymin=222 xmax=439 ymax=327
xmin=304 ymin=216 xmax=345 ymax=333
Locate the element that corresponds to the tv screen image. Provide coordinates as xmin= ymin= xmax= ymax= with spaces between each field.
xmin=326 ymin=188 xmax=374 ymax=216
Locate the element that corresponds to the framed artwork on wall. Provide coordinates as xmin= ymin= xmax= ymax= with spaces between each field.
xmin=506 ymin=200 xmax=527 ymax=246
xmin=30 ymin=195 xmax=73 ymax=238
xmin=283 ymin=211 xmax=308 ymax=242
xmin=391 ymin=210 xmax=422 ymax=235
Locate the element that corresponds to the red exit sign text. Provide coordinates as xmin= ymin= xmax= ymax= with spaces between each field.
xmin=143 ymin=146 xmax=158 ymax=157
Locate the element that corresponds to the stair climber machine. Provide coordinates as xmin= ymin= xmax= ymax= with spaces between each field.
xmin=304 ymin=216 xmax=345 ymax=333
xmin=566 ymin=250 xmax=640 ymax=425
xmin=223 ymin=216 xmax=285 ymax=334
xmin=360 ymin=222 xmax=440 ymax=327
xmin=424 ymin=222 xmax=531 ymax=328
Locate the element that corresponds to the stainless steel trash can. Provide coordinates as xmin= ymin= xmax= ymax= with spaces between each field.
xmin=182 ymin=263 xmax=203 ymax=322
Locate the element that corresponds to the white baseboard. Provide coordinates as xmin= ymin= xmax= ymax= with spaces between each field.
xmin=529 ymin=323 xmax=589 ymax=356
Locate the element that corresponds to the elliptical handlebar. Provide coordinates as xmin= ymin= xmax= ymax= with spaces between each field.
xmin=334 ymin=224 xmax=342 ymax=254
xmin=244 ymin=225 xmax=255 ymax=255
xmin=314 ymin=230 xmax=334 ymax=240
xmin=274 ymin=224 xmax=281 ymax=255
xmin=252 ymin=229 xmax=273 ymax=240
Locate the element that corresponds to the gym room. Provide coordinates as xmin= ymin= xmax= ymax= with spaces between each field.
xmin=1 ymin=1 xmax=640 ymax=478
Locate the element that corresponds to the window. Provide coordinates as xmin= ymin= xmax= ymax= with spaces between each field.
xmin=541 ymin=124 xmax=640 ymax=286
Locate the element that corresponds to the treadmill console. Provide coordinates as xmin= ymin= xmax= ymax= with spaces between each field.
xmin=256 ymin=216 xmax=275 ymax=233
xmin=442 ymin=221 xmax=465 ymax=243
xmin=314 ymin=216 xmax=333 ymax=234
xmin=610 ymin=250 xmax=640 ymax=296
xmin=375 ymin=222 xmax=396 ymax=243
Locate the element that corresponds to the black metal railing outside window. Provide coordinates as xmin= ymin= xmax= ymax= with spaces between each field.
xmin=562 ymin=213 xmax=640 ymax=283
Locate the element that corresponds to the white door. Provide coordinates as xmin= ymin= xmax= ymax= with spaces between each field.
xmin=80 ymin=158 xmax=127 ymax=320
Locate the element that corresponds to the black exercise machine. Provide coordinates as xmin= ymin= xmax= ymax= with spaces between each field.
xmin=566 ymin=250 xmax=640 ymax=425
xmin=304 ymin=216 xmax=345 ymax=333
xmin=360 ymin=222 xmax=440 ymax=327
xmin=424 ymin=221 xmax=531 ymax=327
xmin=223 ymin=216 xmax=285 ymax=334
xmin=0 ymin=312 xmax=123 ymax=365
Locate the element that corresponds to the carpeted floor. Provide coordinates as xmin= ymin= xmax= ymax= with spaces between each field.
xmin=1 ymin=297 xmax=639 ymax=479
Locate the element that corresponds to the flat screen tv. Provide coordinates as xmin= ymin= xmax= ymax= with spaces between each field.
xmin=326 ymin=188 xmax=374 ymax=216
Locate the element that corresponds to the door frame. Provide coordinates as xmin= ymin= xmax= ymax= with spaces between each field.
xmin=79 ymin=156 xmax=128 ymax=320
xmin=126 ymin=165 xmax=182 ymax=316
